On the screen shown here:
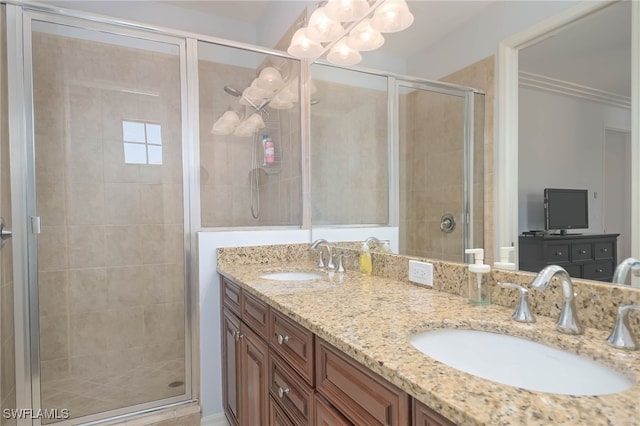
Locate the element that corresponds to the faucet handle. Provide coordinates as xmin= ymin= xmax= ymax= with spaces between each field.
xmin=606 ymin=304 xmax=640 ymax=350
xmin=336 ymin=253 xmax=349 ymax=273
xmin=314 ymin=250 xmax=325 ymax=268
xmin=498 ymin=282 xmax=536 ymax=323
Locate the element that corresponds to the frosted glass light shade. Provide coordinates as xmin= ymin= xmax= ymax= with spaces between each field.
xmin=287 ymin=28 xmax=323 ymax=59
xmin=371 ymin=0 xmax=414 ymax=33
xmin=248 ymin=79 xmax=273 ymax=99
xmin=246 ymin=113 xmax=266 ymax=130
xmin=279 ymin=79 xmax=299 ymax=102
xmin=325 ymin=0 xmax=370 ymax=22
xmin=326 ymin=39 xmax=362 ymax=66
xmin=256 ymin=67 xmax=284 ymax=91
xmin=305 ymin=7 xmax=344 ymax=43
xmin=240 ymin=88 xmax=263 ymax=107
xmin=269 ymin=94 xmax=294 ymax=110
xmin=347 ymin=18 xmax=384 ymax=51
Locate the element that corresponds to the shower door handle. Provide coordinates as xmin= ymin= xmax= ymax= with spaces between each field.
xmin=0 ymin=217 xmax=12 ymax=249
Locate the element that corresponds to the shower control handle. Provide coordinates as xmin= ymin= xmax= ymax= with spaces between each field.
xmin=0 ymin=218 xmax=12 ymax=250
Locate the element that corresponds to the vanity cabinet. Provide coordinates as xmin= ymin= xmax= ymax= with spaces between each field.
xmin=413 ymin=400 xmax=456 ymax=426
xmin=220 ymin=276 xmax=457 ymax=426
xmin=519 ymin=234 xmax=618 ymax=281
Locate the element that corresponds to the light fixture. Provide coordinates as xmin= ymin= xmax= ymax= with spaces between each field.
xmin=347 ymin=18 xmax=384 ymax=51
xmin=287 ymin=0 xmax=413 ymax=66
xmin=325 ymin=0 xmax=370 ymax=22
xmin=256 ymin=67 xmax=284 ymax=91
xmin=287 ymin=28 xmax=323 ymax=59
xmin=370 ymin=0 xmax=414 ymax=33
xmin=305 ymin=7 xmax=343 ymax=43
xmin=326 ymin=39 xmax=362 ymax=66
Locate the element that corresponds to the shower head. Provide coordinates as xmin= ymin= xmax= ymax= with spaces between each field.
xmin=224 ymin=85 xmax=242 ymax=97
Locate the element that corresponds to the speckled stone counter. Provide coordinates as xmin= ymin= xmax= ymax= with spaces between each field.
xmin=217 ymin=245 xmax=640 ymax=426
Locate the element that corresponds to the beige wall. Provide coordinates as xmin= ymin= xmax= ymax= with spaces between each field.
xmin=199 ymin=59 xmax=302 ymax=227
xmin=32 ymin=32 xmax=185 ymax=419
xmin=1 ymin=4 xmax=16 ymax=424
xmin=310 ymin=79 xmax=388 ymax=225
xmin=442 ymin=56 xmax=495 ymax=264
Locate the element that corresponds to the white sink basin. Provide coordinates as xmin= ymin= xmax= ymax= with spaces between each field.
xmin=410 ymin=329 xmax=633 ymax=396
xmin=260 ymin=271 xmax=323 ymax=281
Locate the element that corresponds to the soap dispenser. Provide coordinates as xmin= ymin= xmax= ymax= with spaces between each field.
xmin=359 ymin=242 xmax=372 ymax=275
xmin=465 ymin=248 xmax=491 ymax=305
xmin=494 ymin=246 xmax=516 ymax=271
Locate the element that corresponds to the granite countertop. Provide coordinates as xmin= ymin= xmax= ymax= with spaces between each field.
xmin=217 ymin=261 xmax=640 ymax=426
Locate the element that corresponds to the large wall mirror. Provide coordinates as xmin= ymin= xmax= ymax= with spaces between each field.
xmin=310 ymin=63 xmax=485 ymax=262
xmin=499 ymin=1 xmax=635 ymax=285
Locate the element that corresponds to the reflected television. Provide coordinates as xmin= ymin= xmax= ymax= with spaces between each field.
xmin=544 ymin=188 xmax=589 ymax=235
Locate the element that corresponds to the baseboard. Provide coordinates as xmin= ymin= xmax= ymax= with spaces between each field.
xmin=200 ymin=412 xmax=229 ymax=426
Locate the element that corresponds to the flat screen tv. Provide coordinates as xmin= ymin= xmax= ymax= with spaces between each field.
xmin=544 ymin=188 xmax=589 ymax=235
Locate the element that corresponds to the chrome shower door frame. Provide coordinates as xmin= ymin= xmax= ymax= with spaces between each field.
xmin=8 ymin=5 xmax=198 ymax=425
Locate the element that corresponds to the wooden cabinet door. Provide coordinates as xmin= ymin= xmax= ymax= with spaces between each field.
xmin=315 ymin=394 xmax=352 ymax=426
xmin=222 ymin=308 xmax=241 ymax=426
xmin=413 ymin=400 xmax=456 ymax=426
xmin=240 ymin=323 xmax=269 ymax=426
xmin=270 ymin=396 xmax=296 ymax=426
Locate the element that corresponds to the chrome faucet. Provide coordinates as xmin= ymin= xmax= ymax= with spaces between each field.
xmin=530 ymin=265 xmax=584 ymax=335
xmin=612 ymin=257 xmax=640 ymax=285
xmin=606 ymin=304 xmax=640 ymax=350
xmin=364 ymin=236 xmax=380 ymax=249
xmin=310 ymin=239 xmax=335 ymax=270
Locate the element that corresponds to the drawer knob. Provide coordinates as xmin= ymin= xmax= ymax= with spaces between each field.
xmin=277 ymin=386 xmax=290 ymax=398
xmin=596 ymin=269 xmax=604 ymax=273
xmin=232 ymin=331 xmax=244 ymax=341
xmin=556 ymin=251 xmax=563 ymax=256
xmin=277 ymin=334 xmax=290 ymax=345
xmin=579 ymin=250 xmax=586 ymax=254
xmin=602 ymin=248 xmax=608 ymax=252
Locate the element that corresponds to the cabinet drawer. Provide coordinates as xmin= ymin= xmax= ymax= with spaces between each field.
xmin=543 ymin=244 xmax=570 ymax=263
xmin=563 ymin=264 xmax=582 ymax=278
xmin=583 ymin=262 xmax=613 ymax=280
xmin=413 ymin=399 xmax=456 ymax=426
xmin=270 ymin=396 xmax=296 ymax=426
xmin=270 ymin=310 xmax=315 ymax=385
xmin=594 ymin=242 xmax=615 ymax=260
xmin=222 ymin=277 xmax=242 ymax=315
xmin=571 ymin=243 xmax=592 ymax=261
xmin=270 ymin=353 xmax=314 ymax=426
xmin=315 ymin=394 xmax=353 ymax=426
xmin=242 ymin=291 xmax=269 ymax=339
xmin=316 ymin=339 xmax=409 ymax=426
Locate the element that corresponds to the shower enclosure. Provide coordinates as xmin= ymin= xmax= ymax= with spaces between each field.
xmin=5 ymin=5 xmax=198 ymax=425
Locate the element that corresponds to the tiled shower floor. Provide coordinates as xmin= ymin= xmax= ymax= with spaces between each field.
xmin=41 ymin=359 xmax=185 ymax=423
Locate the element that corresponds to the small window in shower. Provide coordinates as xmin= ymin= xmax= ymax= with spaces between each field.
xmin=122 ymin=120 xmax=163 ymax=165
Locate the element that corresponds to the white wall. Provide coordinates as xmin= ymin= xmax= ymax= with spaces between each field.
xmin=198 ymin=229 xmax=310 ymax=419
xmin=518 ymin=87 xmax=631 ymax=233
xmin=407 ymin=0 xmax=581 ymax=80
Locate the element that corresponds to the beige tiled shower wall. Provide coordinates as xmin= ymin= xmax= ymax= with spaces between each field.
xmin=310 ymin=79 xmax=388 ymax=225
xmin=32 ymin=32 xmax=185 ymax=415
xmin=442 ymin=56 xmax=495 ymax=264
xmin=199 ymin=59 xmax=302 ymax=227
xmin=1 ymin=5 xmax=17 ymax=424
xmin=399 ymin=90 xmax=466 ymax=262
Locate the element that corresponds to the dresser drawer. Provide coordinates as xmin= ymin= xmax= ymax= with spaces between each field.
xmin=571 ymin=243 xmax=592 ymax=261
xmin=270 ymin=353 xmax=314 ymax=426
xmin=315 ymin=394 xmax=353 ymax=426
xmin=543 ymin=244 xmax=570 ymax=263
xmin=594 ymin=242 xmax=615 ymax=260
xmin=316 ymin=339 xmax=409 ymax=426
xmin=242 ymin=290 xmax=269 ymax=339
xmin=583 ymin=262 xmax=613 ymax=280
xmin=270 ymin=310 xmax=315 ymax=385
xmin=222 ymin=277 xmax=242 ymax=316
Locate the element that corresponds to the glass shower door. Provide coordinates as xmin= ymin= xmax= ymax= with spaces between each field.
xmin=397 ymin=83 xmax=471 ymax=262
xmin=27 ymin=15 xmax=190 ymax=424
